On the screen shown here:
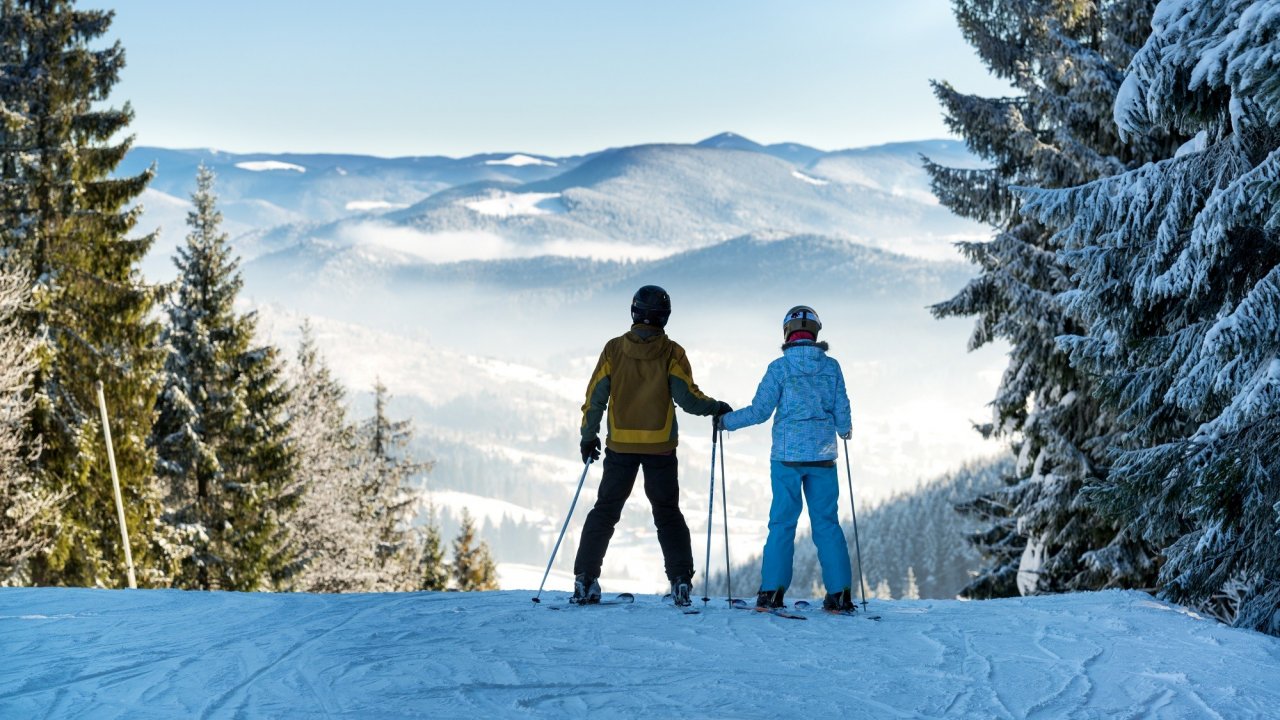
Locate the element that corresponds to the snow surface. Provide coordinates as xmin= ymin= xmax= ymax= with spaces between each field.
xmin=234 ymin=160 xmax=306 ymax=173
xmin=484 ymin=154 xmax=558 ymax=167
xmin=2 ymin=588 xmax=1277 ymax=718
xmin=425 ymin=489 xmax=551 ymax=526
xmin=791 ymin=169 xmax=830 ymax=186
xmin=462 ymin=191 xmax=564 ymax=217
xmin=344 ymin=200 xmax=409 ymax=212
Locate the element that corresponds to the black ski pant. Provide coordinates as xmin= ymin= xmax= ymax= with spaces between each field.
xmin=573 ymin=448 xmax=694 ymax=584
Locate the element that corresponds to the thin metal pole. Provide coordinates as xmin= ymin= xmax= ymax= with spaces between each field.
xmin=842 ymin=437 xmax=868 ymax=611
xmin=718 ymin=428 xmax=733 ymax=603
xmin=532 ymin=458 xmax=593 ymax=603
xmin=701 ymin=425 xmax=718 ymax=605
xmin=96 ymin=380 xmax=136 ymax=589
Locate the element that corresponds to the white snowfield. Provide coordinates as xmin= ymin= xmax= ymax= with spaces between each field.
xmin=484 ymin=154 xmax=558 ymax=167
xmin=3 ymin=589 xmax=1278 ymax=718
xmin=233 ymin=160 xmax=306 ymax=173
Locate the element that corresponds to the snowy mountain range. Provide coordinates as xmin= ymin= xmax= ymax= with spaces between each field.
xmin=126 ymin=134 xmax=987 ymax=277
xmin=125 ymin=133 xmax=1004 ymax=592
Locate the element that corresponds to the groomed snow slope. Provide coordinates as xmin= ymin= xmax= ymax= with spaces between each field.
xmin=2 ymin=588 xmax=1277 ymax=718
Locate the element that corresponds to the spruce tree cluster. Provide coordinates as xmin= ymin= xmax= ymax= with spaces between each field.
xmin=929 ymin=0 xmax=1181 ymax=598
xmin=283 ymin=327 xmax=458 ymax=593
xmin=152 ymin=166 xmax=296 ymax=591
xmin=0 ymin=2 xmax=465 ymax=592
xmin=451 ymin=510 xmax=498 ymax=592
xmin=1018 ymin=0 xmax=1280 ymax=634
xmin=0 ymin=263 xmax=59 ymax=578
xmin=0 ymin=0 xmax=167 ymax=587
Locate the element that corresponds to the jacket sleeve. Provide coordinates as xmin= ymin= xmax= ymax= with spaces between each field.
xmin=721 ymin=361 xmax=782 ymax=431
xmin=668 ymin=348 xmax=719 ymax=416
xmin=832 ymin=358 xmax=852 ymax=436
xmin=580 ymin=347 xmax=611 ymax=441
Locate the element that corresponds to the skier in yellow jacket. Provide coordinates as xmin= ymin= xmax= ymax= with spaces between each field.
xmin=574 ymin=285 xmax=730 ymax=606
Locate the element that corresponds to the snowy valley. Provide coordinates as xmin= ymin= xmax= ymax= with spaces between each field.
xmin=122 ymin=134 xmax=1006 ymax=595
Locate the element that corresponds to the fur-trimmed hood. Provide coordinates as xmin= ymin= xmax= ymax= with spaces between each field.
xmin=781 ymin=340 xmax=829 ymax=352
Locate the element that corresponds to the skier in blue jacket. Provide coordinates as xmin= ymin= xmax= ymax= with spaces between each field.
xmin=717 ymin=305 xmax=856 ymax=612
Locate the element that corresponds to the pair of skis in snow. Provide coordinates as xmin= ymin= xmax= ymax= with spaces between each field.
xmin=729 ymin=598 xmax=882 ymax=621
xmin=544 ymin=592 xmax=636 ymax=610
xmin=543 ymin=593 xmax=879 ymax=620
xmin=544 ymin=593 xmax=699 ymax=615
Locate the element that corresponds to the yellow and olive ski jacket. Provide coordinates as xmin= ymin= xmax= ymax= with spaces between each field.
xmin=581 ymin=325 xmax=719 ymax=454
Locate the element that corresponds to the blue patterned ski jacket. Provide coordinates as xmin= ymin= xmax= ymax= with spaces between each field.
xmin=720 ymin=341 xmax=852 ymax=462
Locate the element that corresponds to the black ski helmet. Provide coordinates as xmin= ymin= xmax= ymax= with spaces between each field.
xmin=783 ymin=305 xmax=821 ymax=340
xmin=631 ymin=285 xmax=672 ymax=327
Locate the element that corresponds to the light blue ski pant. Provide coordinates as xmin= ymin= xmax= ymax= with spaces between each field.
xmin=760 ymin=461 xmax=852 ymax=596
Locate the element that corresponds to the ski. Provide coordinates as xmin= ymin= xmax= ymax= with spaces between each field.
xmin=729 ymin=598 xmax=806 ymax=620
xmin=544 ymin=592 xmax=635 ymax=610
xmin=792 ymin=599 xmax=882 ymax=621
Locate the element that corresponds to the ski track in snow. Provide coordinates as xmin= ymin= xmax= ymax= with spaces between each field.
xmin=1 ymin=589 xmax=1278 ymax=719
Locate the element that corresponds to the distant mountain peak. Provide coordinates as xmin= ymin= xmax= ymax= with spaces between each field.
xmin=695 ymin=132 xmax=765 ymax=151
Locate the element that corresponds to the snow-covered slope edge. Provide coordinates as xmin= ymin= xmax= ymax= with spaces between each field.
xmin=2 ymin=588 xmax=1276 ymax=718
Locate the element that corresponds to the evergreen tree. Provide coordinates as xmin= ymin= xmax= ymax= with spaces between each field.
xmin=0 ymin=263 xmax=59 ymax=579
xmin=927 ymin=0 xmax=1180 ymax=597
xmin=284 ymin=323 xmax=379 ymax=593
xmin=1020 ymin=0 xmax=1280 ymax=634
xmin=418 ymin=519 xmax=448 ymax=591
xmin=451 ymin=510 xmax=498 ymax=592
xmin=152 ymin=166 xmax=295 ymax=590
xmin=357 ymin=379 xmax=430 ymax=591
xmin=0 ymin=1 xmax=167 ymax=587
xmin=872 ymin=578 xmax=892 ymax=600
xmin=904 ymin=567 xmax=921 ymax=601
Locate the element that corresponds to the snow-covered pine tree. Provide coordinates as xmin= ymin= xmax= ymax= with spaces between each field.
xmin=927 ymin=0 xmax=1180 ymax=597
xmin=357 ymin=380 xmax=431 ymax=591
xmin=152 ymin=166 xmax=296 ymax=590
xmin=450 ymin=510 xmax=498 ymax=592
xmin=0 ymin=263 xmax=60 ymax=580
xmin=0 ymin=1 xmax=167 ymax=587
xmin=904 ymin=567 xmax=921 ymax=600
xmin=283 ymin=323 xmax=379 ymax=593
xmin=1020 ymin=0 xmax=1280 ymax=635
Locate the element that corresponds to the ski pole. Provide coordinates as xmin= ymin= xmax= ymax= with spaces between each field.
xmin=718 ymin=427 xmax=733 ymax=604
xmin=842 ymin=437 xmax=869 ymax=612
xmin=532 ymin=457 xmax=593 ymax=604
xmin=702 ymin=422 xmax=718 ymax=606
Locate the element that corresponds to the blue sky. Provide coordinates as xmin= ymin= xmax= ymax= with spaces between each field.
xmin=93 ymin=1 xmax=1012 ymax=157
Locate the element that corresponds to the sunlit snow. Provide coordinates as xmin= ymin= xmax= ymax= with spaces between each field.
xmin=484 ymin=154 xmax=558 ymax=167
xmin=335 ymin=222 xmax=673 ymax=263
xmin=234 ymin=160 xmax=306 ymax=173
xmin=344 ymin=200 xmax=409 ymax=212
xmin=791 ymin=170 xmax=830 ymax=186
xmin=3 ymin=588 xmax=1277 ymax=717
xmin=462 ymin=191 xmax=564 ymax=217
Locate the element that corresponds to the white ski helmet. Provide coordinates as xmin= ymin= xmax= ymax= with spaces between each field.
xmin=783 ymin=305 xmax=821 ymax=341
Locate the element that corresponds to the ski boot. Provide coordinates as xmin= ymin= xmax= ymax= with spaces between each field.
xmin=823 ymin=588 xmax=855 ymax=613
xmin=756 ymin=589 xmax=785 ymax=611
xmin=572 ymin=573 xmax=601 ymax=604
xmin=670 ymin=576 xmax=693 ymax=607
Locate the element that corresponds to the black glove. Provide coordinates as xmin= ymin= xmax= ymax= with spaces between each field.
xmin=839 ymin=431 xmax=852 ymax=441
xmin=713 ymin=401 xmax=733 ymax=430
xmin=581 ymin=437 xmax=601 ymax=464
